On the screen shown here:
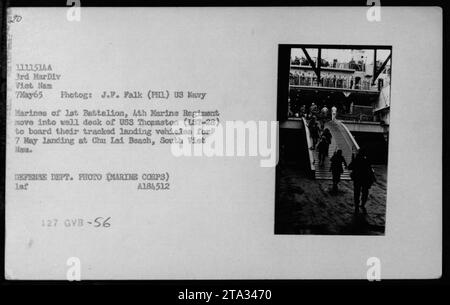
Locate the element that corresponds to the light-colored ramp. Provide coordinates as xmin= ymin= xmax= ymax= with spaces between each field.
xmin=310 ymin=119 xmax=359 ymax=180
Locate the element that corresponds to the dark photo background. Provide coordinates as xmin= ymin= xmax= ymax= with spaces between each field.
xmin=275 ymin=44 xmax=390 ymax=235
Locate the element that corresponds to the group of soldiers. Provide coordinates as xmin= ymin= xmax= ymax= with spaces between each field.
xmin=306 ymin=108 xmax=376 ymax=210
xmin=289 ymin=72 xmax=371 ymax=90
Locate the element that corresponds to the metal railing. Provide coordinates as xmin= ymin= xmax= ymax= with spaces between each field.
xmin=337 ymin=113 xmax=378 ymax=122
xmin=289 ymin=75 xmax=377 ymax=91
xmin=301 ymin=117 xmax=315 ymax=172
xmin=290 ymin=60 xmax=367 ymax=72
xmin=337 ymin=120 xmax=360 ymax=161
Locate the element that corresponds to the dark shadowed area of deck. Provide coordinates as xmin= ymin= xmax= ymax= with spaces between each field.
xmin=275 ymin=164 xmax=387 ymax=235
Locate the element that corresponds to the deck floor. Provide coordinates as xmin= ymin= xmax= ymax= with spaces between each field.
xmin=275 ymin=163 xmax=387 ymax=235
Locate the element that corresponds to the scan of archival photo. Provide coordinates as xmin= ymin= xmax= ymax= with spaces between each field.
xmin=275 ymin=45 xmax=391 ymax=235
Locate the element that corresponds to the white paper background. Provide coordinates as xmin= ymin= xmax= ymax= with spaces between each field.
xmin=5 ymin=7 xmax=442 ymax=279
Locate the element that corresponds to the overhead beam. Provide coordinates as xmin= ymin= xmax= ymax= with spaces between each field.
xmin=372 ymin=52 xmax=392 ymax=85
xmin=373 ymin=49 xmax=377 ymax=84
xmin=301 ymin=47 xmax=321 ymax=82
xmin=317 ymin=48 xmax=321 ymax=83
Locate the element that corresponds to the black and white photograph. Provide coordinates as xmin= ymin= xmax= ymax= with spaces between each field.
xmin=0 ymin=2 xmax=445 ymax=288
xmin=276 ymin=45 xmax=391 ymax=235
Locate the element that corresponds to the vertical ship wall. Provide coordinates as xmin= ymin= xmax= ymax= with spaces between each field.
xmin=279 ymin=124 xmax=310 ymax=169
